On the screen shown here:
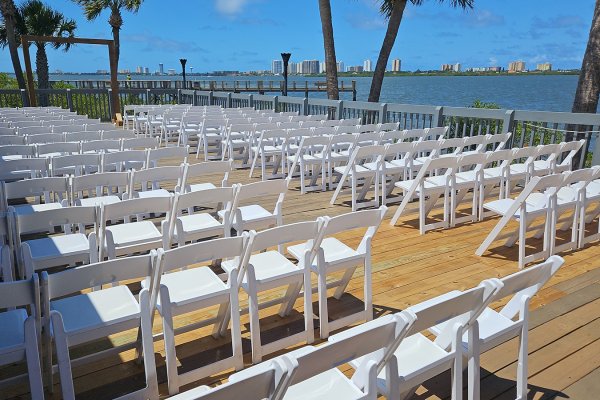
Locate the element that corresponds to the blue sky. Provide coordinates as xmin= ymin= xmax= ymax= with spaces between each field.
xmin=0 ymin=0 xmax=595 ymax=73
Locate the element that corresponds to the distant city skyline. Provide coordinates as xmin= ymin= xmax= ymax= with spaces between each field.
xmin=1 ymin=0 xmax=591 ymax=74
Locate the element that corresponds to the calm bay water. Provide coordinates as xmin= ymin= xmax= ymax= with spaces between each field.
xmin=48 ymin=73 xmax=579 ymax=113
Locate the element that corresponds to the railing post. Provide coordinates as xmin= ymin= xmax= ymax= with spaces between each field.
xmin=592 ymin=133 xmax=600 ymax=166
xmin=177 ymin=89 xmax=182 ymax=104
xmin=502 ymin=110 xmax=515 ymax=133
xmin=432 ymin=106 xmax=444 ymax=127
xmin=66 ymin=89 xmax=74 ymax=111
xmin=192 ymin=90 xmax=198 ymax=106
xmin=379 ymin=103 xmax=388 ymax=124
xmin=107 ymin=89 xmax=114 ymax=120
xmin=145 ymin=89 xmax=151 ymax=105
xmin=20 ymin=89 xmax=29 ymax=107
xmin=336 ymin=100 xmax=344 ymax=120
xmin=273 ymin=95 xmax=279 ymax=112
xmin=303 ymin=97 xmax=309 ymax=116
xmin=248 ymin=94 xmax=254 ymax=109
xmin=208 ymin=91 xmax=214 ymax=106
xmin=227 ymin=92 xmax=232 ymax=108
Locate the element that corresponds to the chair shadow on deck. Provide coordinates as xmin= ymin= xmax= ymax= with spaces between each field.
xmin=409 ymin=367 xmax=568 ymax=400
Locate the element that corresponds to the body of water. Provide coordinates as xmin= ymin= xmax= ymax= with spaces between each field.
xmin=46 ymin=73 xmax=579 ymax=113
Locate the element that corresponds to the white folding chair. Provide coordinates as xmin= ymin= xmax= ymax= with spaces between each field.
xmin=99 ymin=196 xmax=172 ymax=259
xmin=183 ymin=160 xmax=233 ymax=192
xmin=476 ymin=173 xmax=565 ymax=268
xmin=169 ymin=357 xmax=290 ymax=400
xmin=150 ymin=237 xmax=247 ymax=394
xmin=287 ymin=135 xmax=329 ymax=193
xmin=121 ymin=136 xmax=159 ymax=151
xmin=0 ymin=157 xmax=49 ymax=181
xmin=42 ymin=254 xmax=159 ymax=400
xmin=330 ymin=145 xmax=386 ymax=211
xmin=12 ymin=206 xmax=98 ymax=279
xmin=351 ymin=280 xmax=499 ymax=400
xmin=50 ymin=153 xmax=100 ymax=176
xmin=288 ymin=206 xmax=387 ymax=338
xmin=554 ymin=139 xmax=586 ymax=173
xmin=249 ymin=129 xmax=288 ymax=180
xmin=128 ymin=165 xmax=185 ymax=199
xmin=1 ymin=176 xmax=68 ymax=214
xmin=195 ymin=117 xmax=227 ymax=161
xmin=222 ymin=220 xmax=323 ymax=362
xmin=429 ymin=256 xmax=564 ymax=400
xmin=146 ymin=145 xmax=189 ymax=168
xmin=168 ymin=186 xmax=236 ymax=246
xmin=101 ymin=149 xmax=147 ymax=172
xmin=221 ymin=123 xmax=254 ymax=166
xmin=390 ymin=156 xmax=457 ymax=234
xmin=0 ymin=276 xmax=44 ymax=399
xmin=223 ymin=179 xmax=287 ymax=236
xmin=70 ymin=171 xmax=130 ymax=207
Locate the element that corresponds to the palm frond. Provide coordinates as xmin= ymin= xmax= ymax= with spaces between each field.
xmin=379 ymin=0 xmax=473 ymax=19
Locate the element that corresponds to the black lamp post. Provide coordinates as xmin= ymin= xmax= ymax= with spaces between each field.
xmin=281 ymin=53 xmax=291 ymax=96
xmin=180 ymin=58 xmax=187 ymax=89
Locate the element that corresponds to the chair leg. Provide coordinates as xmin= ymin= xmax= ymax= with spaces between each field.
xmin=247 ymin=268 xmax=263 ymax=364
xmin=518 ymin=215 xmax=527 ymax=269
xmin=50 ymin=312 xmax=76 ymax=400
xmin=278 ymin=281 xmax=301 ymax=317
xmin=24 ymin=317 xmax=44 ymax=400
xmin=161 ymin=302 xmax=179 ymax=395
xmin=333 ymin=267 xmax=355 ymax=300
xmin=318 ymin=269 xmax=330 ymax=339
xmin=212 ymin=302 xmax=229 ymax=338
xmin=139 ymin=290 xmax=159 ymax=399
xmin=516 ymin=327 xmax=529 ymax=400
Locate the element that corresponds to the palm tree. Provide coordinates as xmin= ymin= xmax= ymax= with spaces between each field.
xmin=1 ymin=0 xmax=77 ymax=92
xmin=74 ymin=0 xmax=143 ymax=73
xmin=368 ymin=0 xmax=473 ymax=103
xmin=0 ymin=0 xmax=26 ymax=90
xmin=318 ymin=0 xmax=339 ymax=100
xmin=572 ymin=0 xmax=600 ymax=115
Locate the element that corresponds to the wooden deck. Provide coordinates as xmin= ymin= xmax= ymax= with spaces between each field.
xmin=3 ymin=159 xmax=600 ymax=400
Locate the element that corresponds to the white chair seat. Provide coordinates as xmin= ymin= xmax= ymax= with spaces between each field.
xmin=188 ymin=182 xmax=217 ymax=192
xmin=26 ymin=234 xmax=90 ymax=261
xmin=175 ymin=214 xmax=223 ymax=237
xmin=135 ymin=189 xmax=171 ymax=198
xmin=395 ymin=175 xmax=448 ymax=191
xmin=13 ymin=202 xmax=62 ymax=216
xmin=0 ymin=309 xmax=27 ymax=353
xmin=219 ymin=204 xmax=274 ymax=225
xmin=77 ymin=195 xmax=121 ymax=207
xmin=484 ymin=198 xmax=547 ymax=218
xmin=288 ymin=237 xmax=360 ymax=269
xmin=284 ymin=368 xmax=365 ymax=400
xmin=383 ymin=333 xmax=451 ymax=379
xmin=105 ymin=221 xmax=162 ymax=247
xmin=333 ymin=165 xmax=372 ymax=176
xmin=51 ymin=285 xmax=139 ymax=336
xmin=151 ymin=267 xmax=228 ymax=309
xmin=222 ymin=251 xmax=302 ymax=285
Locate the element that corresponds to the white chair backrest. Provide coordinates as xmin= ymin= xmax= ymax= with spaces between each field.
xmin=102 ymin=129 xmax=136 ymax=140
xmin=13 ymin=205 xmax=96 ymax=237
xmin=0 ymin=135 xmax=26 ymax=145
xmin=424 ymin=126 xmax=448 ymax=140
xmin=0 ymin=144 xmax=35 ymax=157
xmin=235 ymin=179 xmax=288 ymax=203
xmin=183 ymin=160 xmax=233 ymax=189
xmin=52 ymin=125 xmax=86 ymax=133
xmin=36 ymin=141 xmax=80 ymax=157
xmin=81 ymin=139 xmax=121 ymax=153
xmin=2 ymin=176 xmax=68 ymax=207
xmin=71 ymin=171 xmax=130 ymax=199
xmin=102 ymin=150 xmax=147 ymax=171
xmin=51 ymin=153 xmax=101 ymax=175
xmin=64 ymin=131 xmax=102 ymax=142
xmin=0 ymin=158 xmax=49 ymax=179
xmin=121 ymin=137 xmax=159 ymax=151
xmin=101 ymin=196 xmax=172 ymax=221
xmin=0 ymin=275 xmax=39 ymax=318
xmin=26 ymin=133 xmax=65 ymax=145
xmin=18 ymin=126 xmax=49 ymax=135
xmin=147 ymin=146 xmax=189 ymax=165
xmin=130 ymin=165 xmax=183 ymax=193
xmin=174 ymin=186 xmax=236 ymax=213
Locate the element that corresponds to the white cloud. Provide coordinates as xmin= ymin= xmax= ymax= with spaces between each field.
xmin=215 ymin=0 xmax=249 ymax=15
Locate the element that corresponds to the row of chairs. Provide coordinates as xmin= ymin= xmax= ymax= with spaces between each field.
xmin=2 ymin=206 xmax=387 ymax=398
xmin=477 ymin=167 xmax=600 ymax=267
xmin=0 ymin=123 xmax=118 ymax=136
xmin=0 ymin=128 xmax=135 ymax=146
xmin=5 ymin=175 xmax=282 ymax=279
xmin=173 ymin=255 xmax=563 ymax=400
xmin=0 ymin=146 xmax=190 ymax=180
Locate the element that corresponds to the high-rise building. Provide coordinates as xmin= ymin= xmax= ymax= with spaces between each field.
xmin=508 ymin=60 xmax=526 ymax=73
xmin=441 ymin=63 xmax=460 ymax=72
xmin=301 ymin=60 xmax=319 ymax=74
xmin=536 ymin=63 xmax=552 ymax=71
xmin=271 ymin=59 xmax=283 ymax=75
xmin=144 ymin=67 xmax=150 ymax=74
xmin=391 ymin=59 xmax=401 ymax=72
xmin=135 ymin=66 xmax=142 ymax=73
xmin=288 ymin=62 xmax=297 ymax=74
xmin=336 ymin=61 xmax=344 ymax=73
xmin=347 ymin=66 xmax=364 ymax=73
xmin=454 ymin=63 xmax=461 ymax=72
xmin=363 ymin=59 xmax=372 ymax=72
xmin=159 ymin=63 xmax=164 ymax=75
xmin=296 ymin=63 xmax=302 ymax=74
xmin=319 ymin=61 xmax=326 ymax=74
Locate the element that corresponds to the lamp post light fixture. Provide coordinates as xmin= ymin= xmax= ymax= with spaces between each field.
xmin=281 ymin=52 xmax=291 ymax=96
xmin=180 ymin=58 xmax=187 ymax=89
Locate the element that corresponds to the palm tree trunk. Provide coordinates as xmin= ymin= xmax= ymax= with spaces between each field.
xmin=109 ymin=7 xmax=123 ymax=66
xmin=318 ymin=0 xmax=339 ymax=101
xmin=0 ymin=0 xmax=26 ymax=90
xmin=568 ymin=0 xmax=600 ymax=167
xmin=572 ymin=0 xmax=600 ymax=114
xmin=368 ymin=0 xmax=407 ymax=103
xmin=35 ymin=43 xmax=49 ymax=106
